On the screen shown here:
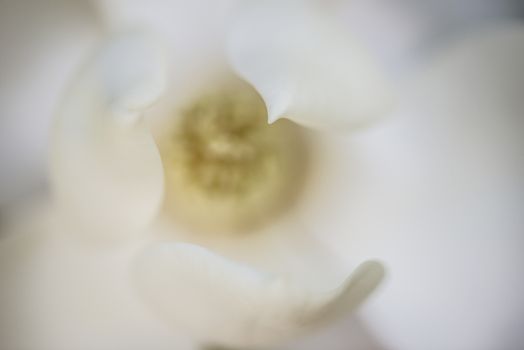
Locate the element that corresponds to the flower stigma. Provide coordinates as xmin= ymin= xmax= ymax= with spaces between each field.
xmin=156 ymin=80 xmax=309 ymax=233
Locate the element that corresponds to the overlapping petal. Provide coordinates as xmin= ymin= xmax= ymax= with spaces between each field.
xmin=322 ymin=23 xmax=524 ymax=350
xmin=134 ymin=242 xmax=384 ymax=348
xmin=0 ymin=204 xmax=197 ymax=350
xmin=227 ymin=2 xmax=394 ymax=129
xmin=50 ymin=32 xmax=167 ymax=237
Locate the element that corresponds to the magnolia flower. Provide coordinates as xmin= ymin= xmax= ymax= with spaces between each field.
xmin=1 ymin=1 xmax=524 ymax=350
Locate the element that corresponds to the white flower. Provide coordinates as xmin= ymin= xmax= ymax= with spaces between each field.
xmin=1 ymin=1 xmax=524 ymax=350
xmin=50 ymin=1 xmax=393 ymax=348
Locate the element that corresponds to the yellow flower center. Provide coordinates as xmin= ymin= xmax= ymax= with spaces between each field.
xmin=157 ymin=80 xmax=308 ymax=233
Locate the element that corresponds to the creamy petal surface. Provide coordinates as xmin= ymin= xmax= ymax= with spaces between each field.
xmin=227 ymin=1 xmax=394 ymax=129
xmin=134 ymin=241 xmax=384 ymax=348
xmin=314 ymin=23 xmax=524 ymax=350
xmin=51 ymin=32 xmax=166 ymax=237
xmin=0 ymin=203 xmax=198 ymax=350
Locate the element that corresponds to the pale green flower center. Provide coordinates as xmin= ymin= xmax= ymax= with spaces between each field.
xmin=157 ymin=81 xmax=308 ymax=233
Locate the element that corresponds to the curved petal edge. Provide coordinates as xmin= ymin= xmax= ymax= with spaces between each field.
xmin=227 ymin=2 xmax=395 ymax=130
xmin=50 ymin=31 xmax=167 ymax=237
xmin=133 ymin=242 xmax=384 ymax=348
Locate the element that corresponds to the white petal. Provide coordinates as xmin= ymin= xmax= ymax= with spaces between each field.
xmin=133 ymin=242 xmax=384 ymax=348
xmin=94 ymin=0 xmax=237 ymax=71
xmin=0 ymin=202 xmax=197 ymax=350
xmin=227 ymin=2 xmax=394 ymax=129
xmin=50 ymin=32 xmax=166 ymax=238
xmin=314 ymin=23 xmax=524 ymax=350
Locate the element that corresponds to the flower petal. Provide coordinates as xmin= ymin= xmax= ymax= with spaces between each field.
xmin=0 ymin=203 xmax=197 ymax=350
xmin=316 ymin=23 xmax=524 ymax=350
xmin=94 ymin=0 xmax=237 ymax=73
xmin=133 ymin=242 xmax=384 ymax=348
xmin=50 ymin=32 xmax=166 ymax=237
xmin=227 ymin=2 xmax=394 ymax=129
